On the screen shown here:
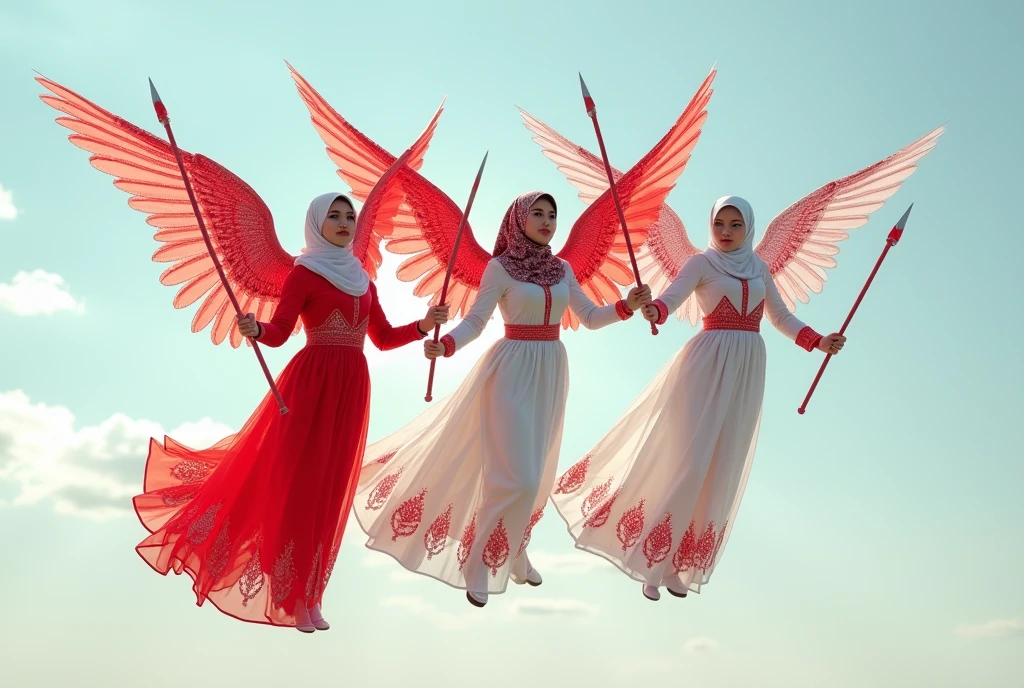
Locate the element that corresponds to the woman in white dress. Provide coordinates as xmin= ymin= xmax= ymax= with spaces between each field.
xmin=550 ymin=196 xmax=847 ymax=601
xmin=353 ymin=191 xmax=649 ymax=607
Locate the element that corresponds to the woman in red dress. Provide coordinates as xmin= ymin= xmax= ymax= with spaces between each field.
xmin=133 ymin=193 xmax=448 ymax=632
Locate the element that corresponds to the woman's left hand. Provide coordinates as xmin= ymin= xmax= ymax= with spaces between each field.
xmin=817 ymin=333 xmax=847 ymax=355
xmin=626 ymin=285 xmax=652 ymax=311
xmin=419 ymin=304 xmax=450 ymax=334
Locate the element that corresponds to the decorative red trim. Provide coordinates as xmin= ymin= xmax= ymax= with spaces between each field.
xmin=653 ymin=299 xmax=669 ymax=326
xmin=440 ymin=334 xmax=456 ymax=357
xmin=702 ymin=295 xmax=764 ymax=332
xmin=796 ymin=326 xmax=822 ymax=352
xmin=504 ymin=324 xmax=560 ymax=341
xmin=615 ymin=299 xmax=634 ymax=320
xmin=542 ymin=285 xmax=552 ymax=325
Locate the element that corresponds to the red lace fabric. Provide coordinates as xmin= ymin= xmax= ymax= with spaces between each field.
xmin=133 ymin=267 xmax=423 ymax=627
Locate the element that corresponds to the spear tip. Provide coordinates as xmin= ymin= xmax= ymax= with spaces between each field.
xmin=578 ymin=72 xmax=591 ymax=98
xmin=887 ymin=203 xmax=913 ymax=244
xmin=895 ymin=203 xmax=913 ymax=230
xmin=148 ymin=78 xmax=168 ymax=123
xmin=148 ymin=78 xmax=161 ymax=105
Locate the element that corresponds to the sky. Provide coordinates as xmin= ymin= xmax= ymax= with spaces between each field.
xmin=1 ymin=0 xmax=1022 ymax=686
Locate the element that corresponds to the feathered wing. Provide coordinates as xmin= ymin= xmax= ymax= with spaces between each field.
xmin=755 ymin=126 xmax=944 ymax=311
xmin=288 ymin=61 xmax=444 ymax=279
xmin=371 ymin=165 xmax=491 ymax=317
xmin=38 ymin=75 xmax=296 ymax=348
xmin=548 ymin=68 xmax=715 ymax=329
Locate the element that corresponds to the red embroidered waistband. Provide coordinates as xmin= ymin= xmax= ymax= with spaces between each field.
xmin=701 ymin=313 xmax=761 ymax=333
xmin=504 ymin=324 xmax=561 ymax=341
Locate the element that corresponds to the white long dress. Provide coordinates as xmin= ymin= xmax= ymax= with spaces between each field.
xmin=354 ymin=258 xmax=631 ymax=594
xmin=550 ymin=254 xmax=821 ymax=593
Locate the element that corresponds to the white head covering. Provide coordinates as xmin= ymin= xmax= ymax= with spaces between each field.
xmin=294 ymin=192 xmax=370 ymax=296
xmin=702 ymin=195 xmax=764 ymax=280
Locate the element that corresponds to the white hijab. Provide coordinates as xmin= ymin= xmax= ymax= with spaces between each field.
xmin=703 ymin=195 xmax=765 ymax=280
xmin=294 ymin=192 xmax=370 ymax=296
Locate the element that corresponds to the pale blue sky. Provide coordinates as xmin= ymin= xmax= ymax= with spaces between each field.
xmin=1 ymin=0 xmax=1021 ymax=686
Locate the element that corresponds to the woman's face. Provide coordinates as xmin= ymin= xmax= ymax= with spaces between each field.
xmin=523 ymin=197 xmax=557 ymax=246
xmin=712 ymin=205 xmax=746 ymax=252
xmin=321 ymin=198 xmax=357 ymax=248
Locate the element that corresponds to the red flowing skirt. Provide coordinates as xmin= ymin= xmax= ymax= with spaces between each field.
xmin=133 ymin=345 xmax=370 ymax=627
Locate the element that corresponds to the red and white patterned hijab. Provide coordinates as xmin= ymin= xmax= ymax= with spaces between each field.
xmin=492 ymin=191 xmax=566 ymax=286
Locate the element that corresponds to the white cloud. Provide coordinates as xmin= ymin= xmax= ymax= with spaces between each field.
xmin=0 ymin=183 xmax=16 ymax=220
xmin=507 ymin=597 xmax=600 ymax=619
xmin=955 ymin=618 xmax=1024 ymax=638
xmin=684 ymin=638 xmax=716 ymax=651
xmin=0 ymin=389 xmax=232 ymax=520
xmin=0 ymin=270 xmax=85 ymax=316
xmin=684 ymin=637 xmax=719 ymax=652
xmin=527 ymin=550 xmax=615 ymax=576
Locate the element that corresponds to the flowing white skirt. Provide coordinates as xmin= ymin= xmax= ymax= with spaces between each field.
xmin=354 ymin=337 xmax=568 ymax=594
xmin=551 ymin=329 xmax=765 ymax=593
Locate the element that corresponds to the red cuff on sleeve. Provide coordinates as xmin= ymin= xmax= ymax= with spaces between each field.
xmin=653 ymin=299 xmax=669 ymax=326
xmin=615 ymin=300 xmax=634 ymax=320
xmin=796 ymin=326 xmax=822 ymax=352
xmin=440 ymin=334 xmax=456 ymax=358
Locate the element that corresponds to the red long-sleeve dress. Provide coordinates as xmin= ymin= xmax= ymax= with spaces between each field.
xmin=133 ymin=266 xmax=425 ymax=627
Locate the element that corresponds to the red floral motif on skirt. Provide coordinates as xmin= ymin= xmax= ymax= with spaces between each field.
xmin=206 ymin=518 xmax=232 ymax=580
xmin=238 ymin=545 xmax=264 ymax=608
xmin=457 ymin=512 xmax=477 ymax=572
xmin=616 ymin=499 xmax=646 ymax=552
xmin=424 ymin=504 xmax=453 ymax=559
xmin=372 ymin=449 xmax=398 ymax=466
xmin=642 ymin=512 xmax=673 ymax=568
xmin=366 ymin=468 xmax=404 ymax=511
xmin=581 ymin=477 xmax=616 ymax=528
xmin=672 ymin=520 xmax=727 ymax=574
xmin=271 ymin=541 xmax=296 ymax=604
xmin=517 ymin=508 xmax=544 ymax=558
xmin=170 ymin=459 xmax=212 ymax=484
xmin=482 ymin=518 xmax=510 ymax=576
xmin=390 ymin=489 xmax=426 ymax=541
xmin=554 ymin=456 xmax=590 ymax=495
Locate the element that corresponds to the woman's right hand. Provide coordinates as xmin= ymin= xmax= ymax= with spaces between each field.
xmin=237 ymin=313 xmax=261 ymax=339
xmin=424 ymin=340 xmax=445 ymax=359
xmin=641 ymin=304 xmax=659 ymax=323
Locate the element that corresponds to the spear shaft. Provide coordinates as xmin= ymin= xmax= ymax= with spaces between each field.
xmin=425 ymin=152 xmax=489 ymax=402
xmin=579 ymin=73 xmax=657 ymax=335
xmin=148 ymin=79 xmax=288 ymax=414
xmin=797 ymin=204 xmax=913 ymax=415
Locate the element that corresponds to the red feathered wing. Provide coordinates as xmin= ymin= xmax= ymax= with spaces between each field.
xmin=521 ymin=66 xmax=714 ymax=328
xmin=366 ymin=164 xmax=491 ymax=318
xmin=288 ymin=61 xmax=444 ymax=279
xmin=756 ymin=126 xmax=944 ymax=311
xmin=38 ymin=75 xmax=295 ymax=348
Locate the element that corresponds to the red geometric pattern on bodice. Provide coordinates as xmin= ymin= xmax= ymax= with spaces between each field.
xmin=305 ymin=297 xmax=369 ymax=347
xmin=702 ymin=279 xmax=764 ymax=332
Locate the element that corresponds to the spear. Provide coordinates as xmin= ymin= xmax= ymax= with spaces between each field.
xmin=148 ymin=79 xmax=288 ymax=415
xmin=578 ymin=73 xmax=657 ymax=335
xmin=797 ymin=204 xmax=913 ymax=415
xmin=424 ymin=151 xmax=489 ymax=402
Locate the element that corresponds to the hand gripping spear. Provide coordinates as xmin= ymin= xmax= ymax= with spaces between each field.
xmin=424 ymin=151 xmax=489 ymax=402
xmin=148 ymin=79 xmax=288 ymax=415
xmin=797 ymin=204 xmax=914 ymax=415
xmin=578 ymin=74 xmax=657 ymax=335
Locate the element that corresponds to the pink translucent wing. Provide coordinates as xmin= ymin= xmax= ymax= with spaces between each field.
xmin=518 ymin=108 xmax=619 ymax=204
xmin=38 ymin=75 xmax=294 ymax=348
xmin=288 ymin=62 xmax=444 ymax=278
xmin=367 ymin=164 xmax=491 ymax=317
xmin=636 ymin=207 xmax=704 ymax=326
xmin=556 ymin=68 xmax=715 ymax=326
xmin=755 ymin=126 xmax=944 ymax=311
